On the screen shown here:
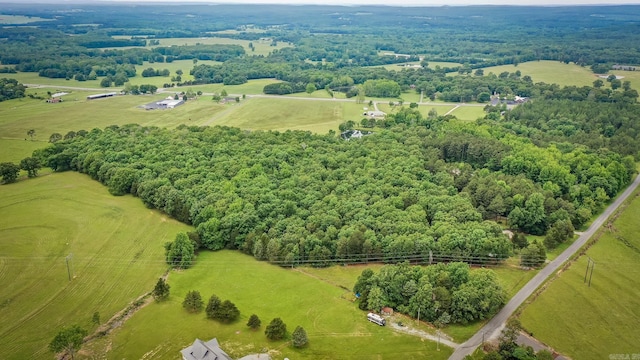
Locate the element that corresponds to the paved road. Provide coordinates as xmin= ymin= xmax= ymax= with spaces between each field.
xmin=449 ymin=172 xmax=640 ymax=360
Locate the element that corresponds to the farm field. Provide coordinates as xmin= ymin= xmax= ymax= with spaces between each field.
xmin=479 ymin=60 xmax=597 ymax=87
xmin=0 ymin=93 xmax=227 ymax=140
xmin=186 ymin=78 xmax=282 ymax=95
xmin=447 ymin=105 xmax=487 ymax=121
xmin=210 ymin=97 xmax=366 ymax=133
xmin=380 ymin=61 xmax=463 ymax=72
xmin=377 ymin=103 xmax=457 ymax=119
xmin=86 ymin=250 xmax=453 ymax=360
xmin=0 ymin=14 xmax=54 ymax=24
xmin=0 ymin=172 xmax=192 ymax=359
xmin=519 ymin=189 xmax=640 ymax=359
xmin=128 ymin=60 xmax=222 ymax=87
xmin=109 ymin=36 xmax=293 ymax=57
xmin=0 ymin=139 xmax=47 ymax=163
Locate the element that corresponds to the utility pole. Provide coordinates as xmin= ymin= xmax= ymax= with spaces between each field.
xmin=65 ymin=253 xmax=73 ymax=281
xmin=584 ymin=257 xmax=595 ymax=287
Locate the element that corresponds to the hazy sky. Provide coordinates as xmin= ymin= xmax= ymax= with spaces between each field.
xmin=98 ymin=0 xmax=640 ymax=5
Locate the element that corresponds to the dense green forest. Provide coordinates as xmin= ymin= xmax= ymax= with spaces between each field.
xmin=2 ymin=4 xmax=640 ymax=87
xmin=34 ymin=99 xmax=636 ymax=265
xmin=354 ymin=262 xmax=505 ymax=324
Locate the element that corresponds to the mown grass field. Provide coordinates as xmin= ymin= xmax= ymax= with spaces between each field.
xmin=107 ymin=36 xmax=293 ymax=57
xmin=0 ymin=172 xmax=192 ymax=359
xmin=447 ymin=105 xmax=487 ymax=121
xmin=0 ymin=139 xmax=47 ymax=163
xmin=86 ymin=250 xmax=452 ymax=360
xmin=480 ymin=60 xmax=597 ymax=87
xmin=210 ymin=98 xmax=365 ymax=133
xmin=0 ymin=14 xmax=54 ymax=24
xmin=0 ymin=93 xmax=228 ymax=140
xmin=520 ymin=189 xmax=640 ymax=359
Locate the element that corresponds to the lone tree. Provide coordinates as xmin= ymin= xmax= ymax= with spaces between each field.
xmin=20 ymin=157 xmax=41 ymax=178
xmin=165 ymin=232 xmax=195 ymax=269
xmin=183 ymin=290 xmax=203 ymax=313
xmin=205 ymin=294 xmax=221 ymax=319
xmin=49 ymin=325 xmax=88 ymax=360
xmin=291 ymin=326 xmax=308 ymax=347
xmin=265 ymin=318 xmax=287 ymax=340
xmin=0 ymin=162 xmax=20 ymax=184
xmin=152 ymin=277 xmax=170 ymax=302
xmin=247 ymin=314 xmax=261 ymax=330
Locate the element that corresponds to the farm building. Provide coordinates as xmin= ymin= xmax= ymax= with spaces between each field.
xmin=363 ymin=110 xmax=386 ymax=118
xmin=181 ymin=338 xmax=232 ymax=360
xmin=87 ymin=92 xmax=117 ymax=100
xmin=612 ymin=64 xmax=637 ymax=71
xmin=157 ymin=98 xmax=185 ymax=109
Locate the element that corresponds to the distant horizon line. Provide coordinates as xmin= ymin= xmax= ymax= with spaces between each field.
xmin=2 ymin=0 xmax=640 ymax=6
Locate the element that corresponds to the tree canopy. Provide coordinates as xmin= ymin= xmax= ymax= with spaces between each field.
xmin=48 ymin=325 xmax=88 ymax=360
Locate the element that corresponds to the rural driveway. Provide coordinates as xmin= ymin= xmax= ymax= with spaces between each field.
xmin=449 ymin=172 xmax=640 ymax=360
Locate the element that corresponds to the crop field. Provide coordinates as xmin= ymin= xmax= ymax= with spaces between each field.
xmin=210 ymin=98 xmax=366 ymax=133
xmin=86 ymin=250 xmax=453 ymax=360
xmin=0 ymin=172 xmax=192 ymax=359
xmin=479 ymin=60 xmax=597 ymax=87
xmin=0 ymin=94 xmax=228 ymax=140
xmin=519 ymin=189 xmax=640 ymax=359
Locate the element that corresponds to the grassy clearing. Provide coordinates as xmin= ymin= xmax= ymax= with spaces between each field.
xmin=128 ymin=60 xmax=222 ymax=87
xmin=139 ymin=37 xmax=293 ymax=57
xmin=210 ymin=98 xmax=365 ymax=133
xmin=0 ymin=139 xmax=47 ymax=163
xmin=87 ymin=250 xmax=452 ymax=360
xmin=0 ymin=172 xmax=191 ymax=359
xmin=610 ymin=69 xmax=640 ymax=91
xmin=4 ymin=72 xmax=103 ymax=88
xmin=479 ymin=61 xmax=596 ymax=87
xmin=187 ymin=78 xmax=281 ymax=95
xmin=0 ymin=94 xmax=227 ymax=140
xmin=519 ymin=189 xmax=640 ymax=359
xmin=448 ymin=106 xmax=487 ymax=121
xmin=0 ymin=15 xmax=54 ymax=24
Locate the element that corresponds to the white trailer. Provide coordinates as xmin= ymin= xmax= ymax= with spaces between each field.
xmin=367 ymin=312 xmax=386 ymax=326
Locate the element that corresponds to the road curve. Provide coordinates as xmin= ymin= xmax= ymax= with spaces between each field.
xmin=449 ymin=172 xmax=640 ymax=360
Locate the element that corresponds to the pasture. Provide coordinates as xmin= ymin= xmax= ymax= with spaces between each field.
xmin=0 ymin=93 xmax=228 ymax=140
xmin=0 ymin=139 xmax=47 ymax=163
xmin=209 ymin=98 xmax=366 ymax=133
xmin=0 ymin=172 xmax=192 ymax=359
xmin=128 ymin=60 xmax=223 ymax=87
xmin=109 ymin=36 xmax=293 ymax=57
xmin=610 ymin=69 xmax=640 ymax=92
xmin=0 ymin=15 xmax=54 ymax=24
xmin=86 ymin=250 xmax=453 ymax=360
xmin=447 ymin=105 xmax=487 ymax=121
xmin=479 ymin=60 xmax=596 ymax=87
xmin=519 ymin=189 xmax=640 ymax=359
